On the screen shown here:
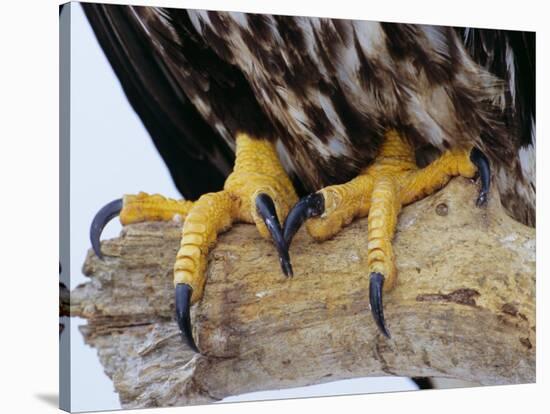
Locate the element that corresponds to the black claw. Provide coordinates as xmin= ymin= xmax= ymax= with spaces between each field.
xmin=90 ymin=198 xmax=123 ymax=259
xmin=470 ymin=148 xmax=490 ymax=207
xmin=256 ymin=193 xmax=293 ymax=277
xmin=175 ymin=283 xmax=199 ymax=352
xmin=369 ymin=272 xmax=391 ymax=338
xmin=283 ymin=193 xmax=325 ymax=247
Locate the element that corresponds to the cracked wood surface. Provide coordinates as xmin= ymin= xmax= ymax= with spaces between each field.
xmin=70 ymin=178 xmax=535 ymax=409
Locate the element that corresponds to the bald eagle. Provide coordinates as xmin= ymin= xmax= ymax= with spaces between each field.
xmin=85 ymin=4 xmax=535 ymax=350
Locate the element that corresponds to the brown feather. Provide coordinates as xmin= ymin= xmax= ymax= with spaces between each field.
xmin=83 ymin=5 xmax=535 ymax=225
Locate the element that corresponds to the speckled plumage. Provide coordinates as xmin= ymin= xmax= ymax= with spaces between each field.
xmin=83 ymin=5 xmax=535 ymax=226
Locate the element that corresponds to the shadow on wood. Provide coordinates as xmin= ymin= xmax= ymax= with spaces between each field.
xmin=71 ymin=178 xmax=535 ymax=409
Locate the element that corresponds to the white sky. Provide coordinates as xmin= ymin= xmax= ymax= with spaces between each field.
xmin=67 ymin=3 xmax=416 ymax=411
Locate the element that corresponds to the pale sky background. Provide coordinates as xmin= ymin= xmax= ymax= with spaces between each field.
xmin=66 ymin=2 xmax=418 ymax=411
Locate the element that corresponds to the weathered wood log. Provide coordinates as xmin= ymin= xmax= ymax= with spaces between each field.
xmin=70 ymin=178 xmax=535 ymax=409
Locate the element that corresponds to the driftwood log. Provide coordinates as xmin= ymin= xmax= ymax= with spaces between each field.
xmin=70 ymin=178 xmax=535 ymax=409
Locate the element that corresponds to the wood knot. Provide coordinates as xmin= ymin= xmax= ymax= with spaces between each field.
xmin=435 ymin=202 xmax=448 ymax=216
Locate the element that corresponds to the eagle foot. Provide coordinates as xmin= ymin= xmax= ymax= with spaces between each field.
xmin=90 ymin=132 xmax=298 ymax=351
xmin=284 ymin=130 xmax=491 ymax=337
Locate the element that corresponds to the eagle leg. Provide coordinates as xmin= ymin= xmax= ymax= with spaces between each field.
xmin=90 ymin=132 xmax=298 ymax=351
xmin=284 ymin=130 xmax=490 ymax=337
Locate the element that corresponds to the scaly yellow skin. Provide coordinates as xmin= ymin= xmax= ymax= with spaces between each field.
xmin=306 ymin=130 xmax=478 ymax=292
xmin=120 ymin=192 xmax=194 ymax=224
xmin=117 ymin=133 xmax=298 ymax=304
xmin=116 ymin=130 xmax=476 ymax=302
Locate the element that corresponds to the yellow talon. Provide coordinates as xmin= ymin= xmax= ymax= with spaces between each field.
xmin=100 ymin=132 xmax=298 ymax=307
xmin=94 ymin=132 xmax=299 ymax=350
xmin=285 ymin=129 xmax=484 ymax=337
xmin=173 ymin=132 xmax=298 ymax=303
xmin=305 ymin=130 xmax=480 ymax=288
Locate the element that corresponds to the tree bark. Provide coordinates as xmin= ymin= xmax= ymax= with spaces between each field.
xmin=70 ymin=178 xmax=535 ymax=409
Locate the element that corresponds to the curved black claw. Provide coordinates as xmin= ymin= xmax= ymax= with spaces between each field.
xmin=369 ymin=272 xmax=391 ymax=338
xmin=470 ymin=148 xmax=490 ymax=207
xmin=90 ymin=198 xmax=123 ymax=259
xmin=256 ymin=193 xmax=292 ymax=277
xmin=283 ymin=192 xmax=325 ymax=247
xmin=175 ymin=283 xmax=199 ymax=352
